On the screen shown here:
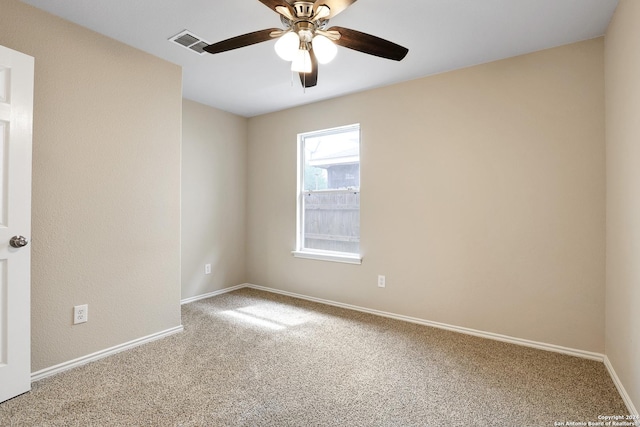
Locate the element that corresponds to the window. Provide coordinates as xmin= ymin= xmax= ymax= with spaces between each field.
xmin=293 ymin=124 xmax=361 ymax=264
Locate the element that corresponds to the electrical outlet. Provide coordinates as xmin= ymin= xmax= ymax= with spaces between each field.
xmin=378 ymin=275 xmax=386 ymax=288
xmin=73 ymin=304 xmax=88 ymax=324
xmin=205 ymin=264 xmax=212 ymax=275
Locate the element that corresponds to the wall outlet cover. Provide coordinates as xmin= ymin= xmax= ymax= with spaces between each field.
xmin=73 ymin=304 xmax=88 ymax=324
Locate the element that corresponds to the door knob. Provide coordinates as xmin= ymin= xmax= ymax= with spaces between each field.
xmin=9 ymin=236 xmax=29 ymax=248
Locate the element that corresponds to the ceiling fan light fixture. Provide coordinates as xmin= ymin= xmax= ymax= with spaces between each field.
xmin=275 ymin=31 xmax=300 ymax=61
xmin=291 ymin=49 xmax=312 ymax=73
xmin=312 ymin=34 xmax=337 ymax=64
xmin=203 ymin=0 xmax=409 ymax=89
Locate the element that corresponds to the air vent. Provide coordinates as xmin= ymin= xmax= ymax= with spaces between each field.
xmin=169 ymin=30 xmax=210 ymax=56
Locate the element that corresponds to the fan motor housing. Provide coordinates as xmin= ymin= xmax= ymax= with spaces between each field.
xmin=293 ymin=2 xmax=315 ymax=18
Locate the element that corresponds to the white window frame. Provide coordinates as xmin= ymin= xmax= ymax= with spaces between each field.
xmin=292 ymin=124 xmax=362 ymax=264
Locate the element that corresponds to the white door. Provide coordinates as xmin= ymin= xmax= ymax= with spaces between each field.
xmin=0 ymin=45 xmax=34 ymax=403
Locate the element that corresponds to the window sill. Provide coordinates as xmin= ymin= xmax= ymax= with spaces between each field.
xmin=291 ymin=250 xmax=362 ymax=265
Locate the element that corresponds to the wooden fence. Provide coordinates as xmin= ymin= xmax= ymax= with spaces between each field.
xmin=303 ymin=191 xmax=360 ymax=253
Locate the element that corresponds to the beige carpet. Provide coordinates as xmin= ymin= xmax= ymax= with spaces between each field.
xmin=0 ymin=288 xmax=628 ymax=426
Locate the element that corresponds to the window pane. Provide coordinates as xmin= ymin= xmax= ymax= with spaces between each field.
xmin=298 ymin=124 xmax=361 ymax=257
xmin=303 ymin=128 xmax=360 ymax=191
xmin=304 ymin=191 xmax=360 ymax=254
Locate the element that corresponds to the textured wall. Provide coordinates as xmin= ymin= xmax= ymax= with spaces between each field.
xmin=247 ymin=39 xmax=605 ymax=353
xmin=0 ymin=0 xmax=182 ymax=371
xmin=605 ymin=0 xmax=640 ymax=412
xmin=181 ymin=100 xmax=247 ymax=300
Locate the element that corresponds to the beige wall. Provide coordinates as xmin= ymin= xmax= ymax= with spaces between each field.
xmin=181 ymin=100 xmax=247 ymax=299
xmin=605 ymin=0 xmax=640 ymax=412
xmin=0 ymin=0 xmax=182 ymax=371
xmin=247 ymin=38 xmax=606 ymax=352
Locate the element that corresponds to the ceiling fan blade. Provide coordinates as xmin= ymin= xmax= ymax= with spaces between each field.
xmin=299 ymin=49 xmax=318 ymax=88
xmin=313 ymin=0 xmax=357 ymax=19
xmin=203 ymin=28 xmax=282 ymax=54
xmin=328 ymin=26 xmax=408 ymax=61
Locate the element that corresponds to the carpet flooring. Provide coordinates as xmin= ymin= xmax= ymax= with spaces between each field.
xmin=0 ymin=288 xmax=629 ymax=426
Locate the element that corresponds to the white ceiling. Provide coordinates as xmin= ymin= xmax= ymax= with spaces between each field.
xmin=21 ymin=0 xmax=619 ymax=117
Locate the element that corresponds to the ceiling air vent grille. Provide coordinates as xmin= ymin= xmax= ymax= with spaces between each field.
xmin=169 ymin=30 xmax=210 ymax=56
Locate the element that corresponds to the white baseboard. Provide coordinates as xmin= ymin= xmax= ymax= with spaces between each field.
xmin=180 ymin=284 xmax=247 ymax=305
xmin=31 ymin=325 xmax=184 ymax=382
xmin=246 ymin=283 xmax=605 ymax=362
xmin=604 ymin=356 xmax=639 ymax=416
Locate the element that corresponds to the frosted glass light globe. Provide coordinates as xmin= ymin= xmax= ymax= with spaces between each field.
xmin=291 ymin=49 xmax=312 ymax=73
xmin=312 ymin=34 xmax=337 ymax=64
xmin=275 ymin=32 xmax=300 ymax=61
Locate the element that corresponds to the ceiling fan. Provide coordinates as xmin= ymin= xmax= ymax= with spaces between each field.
xmin=203 ymin=0 xmax=409 ymax=88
